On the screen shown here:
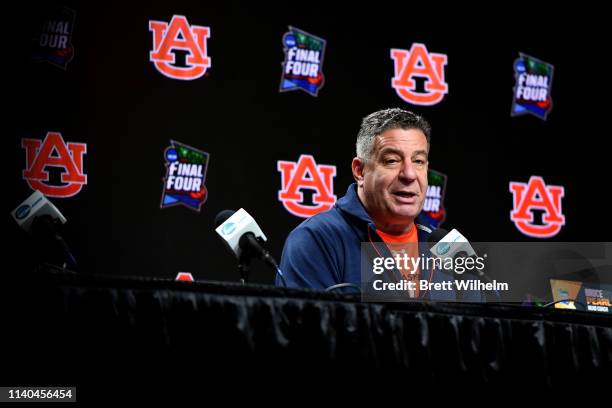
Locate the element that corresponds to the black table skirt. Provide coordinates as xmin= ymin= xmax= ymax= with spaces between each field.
xmin=2 ymin=270 xmax=611 ymax=397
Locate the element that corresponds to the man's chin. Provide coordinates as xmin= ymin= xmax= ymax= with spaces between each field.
xmin=388 ymin=209 xmax=419 ymax=222
xmin=393 ymin=203 xmax=421 ymax=217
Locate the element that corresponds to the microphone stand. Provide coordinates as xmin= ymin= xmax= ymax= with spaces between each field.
xmin=238 ymin=254 xmax=250 ymax=285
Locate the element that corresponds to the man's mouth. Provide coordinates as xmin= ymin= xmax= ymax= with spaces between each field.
xmin=392 ymin=191 xmax=418 ymax=203
xmin=393 ymin=191 xmax=417 ymax=198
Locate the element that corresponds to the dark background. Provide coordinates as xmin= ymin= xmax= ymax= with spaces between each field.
xmin=9 ymin=2 xmax=609 ymax=284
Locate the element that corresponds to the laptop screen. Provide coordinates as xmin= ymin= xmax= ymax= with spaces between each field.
xmin=550 ymin=279 xmax=612 ymax=313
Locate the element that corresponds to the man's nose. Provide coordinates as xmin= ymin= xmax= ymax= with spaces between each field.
xmin=399 ymin=160 xmax=418 ymax=182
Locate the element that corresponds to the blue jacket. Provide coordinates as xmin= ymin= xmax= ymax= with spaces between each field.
xmin=277 ymin=183 xmax=483 ymax=301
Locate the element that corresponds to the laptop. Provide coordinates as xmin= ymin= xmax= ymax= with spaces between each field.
xmin=550 ymin=279 xmax=612 ymax=313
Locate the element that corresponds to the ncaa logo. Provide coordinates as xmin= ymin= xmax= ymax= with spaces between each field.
xmin=437 ymin=242 xmax=450 ymax=255
xmin=16 ymin=205 xmax=31 ymax=220
xmin=391 ymin=43 xmax=448 ymax=106
xmin=509 ymin=176 xmax=565 ymax=238
xmin=278 ymin=155 xmax=336 ymax=218
xmin=149 ymin=15 xmax=211 ymax=80
xmin=222 ymin=222 xmax=236 ymax=235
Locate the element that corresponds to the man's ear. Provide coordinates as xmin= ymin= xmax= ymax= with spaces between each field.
xmin=352 ymin=157 xmax=365 ymax=186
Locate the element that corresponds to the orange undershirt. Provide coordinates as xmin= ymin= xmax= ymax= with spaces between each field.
xmin=377 ymin=224 xmax=421 ymax=297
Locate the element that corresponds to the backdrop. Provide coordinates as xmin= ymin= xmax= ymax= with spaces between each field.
xmin=10 ymin=2 xmax=609 ymax=284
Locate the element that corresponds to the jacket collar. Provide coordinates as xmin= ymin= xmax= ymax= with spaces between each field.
xmin=335 ymin=183 xmax=373 ymax=224
xmin=335 ymin=183 xmax=432 ymax=241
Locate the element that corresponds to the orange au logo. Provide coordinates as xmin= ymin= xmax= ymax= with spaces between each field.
xmin=278 ymin=155 xmax=336 ymax=218
xmin=390 ymin=43 xmax=448 ymax=106
xmin=22 ymin=132 xmax=87 ymax=198
xmin=509 ymin=176 xmax=565 ymax=238
xmin=149 ymin=15 xmax=211 ymax=80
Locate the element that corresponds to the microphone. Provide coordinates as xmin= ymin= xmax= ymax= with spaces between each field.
xmin=428 ymin=228 xmax=477 ymax=274
xmin=11 ymin=190 xmax=77 ymax=269
xmin=214 ymin=208 xmax=284 ymax=285
xmin=427 ymin=228 xmax=498 ymax=300
xmin=12 ymin=190 xmax=66 ymax=232
xmin=426 ymin=228 xmax=449 ymax=248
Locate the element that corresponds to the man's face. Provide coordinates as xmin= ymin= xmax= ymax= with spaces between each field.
xmin=353 ymin=128 xmax=429 ymax=232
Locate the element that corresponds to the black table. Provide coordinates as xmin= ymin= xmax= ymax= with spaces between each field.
xmin=2 ymin=269 xmax=611 ymax=398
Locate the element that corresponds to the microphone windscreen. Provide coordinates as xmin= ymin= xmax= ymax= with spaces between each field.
xmin=214 ymin=209 xmax=236 ymax=228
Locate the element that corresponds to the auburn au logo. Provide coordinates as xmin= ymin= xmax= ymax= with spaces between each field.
xmin=149 ymin=15 xmax=211 ymax=80
xmin=391 ymin=43 xmax=448 ymax=106
xmin=22 ymin=132 xmax=87 ymax=198
xmin=278 ymin=155 xmax=336 ymax=218
xmin=509 ymin=176 xmax=565 ymax=238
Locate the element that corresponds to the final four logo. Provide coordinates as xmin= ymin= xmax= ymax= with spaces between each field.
xmin=391 ymin=43 xmax=448 ymax=106
xmin=510 ymin=176 xmax=565 ymax=238
xmin=161 ymin=141 xmax=209 ymax=211
xmin=279 ymin=26 xmax=326 ymax=96
xmin=511 ymin=53 xmax=554 ymax=120
xmin=149 ymin=15 xmax=211 ymax=80
xmin=278 ymin=155 xmax=336 ymax=218
xmin=417 ymin=169 xmax=448 ymax=230
xmin=31 ymin=6 xmax=76 ymax=69
xmin=22 ymin=132 xmax=87 ymax=198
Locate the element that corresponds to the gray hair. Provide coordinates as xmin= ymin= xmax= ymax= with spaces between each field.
xmin=356 ymin=108 xmax=431 ymax=162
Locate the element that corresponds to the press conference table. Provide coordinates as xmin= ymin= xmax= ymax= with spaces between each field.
xmin=2 ymin=268 xmax=611 ymax=396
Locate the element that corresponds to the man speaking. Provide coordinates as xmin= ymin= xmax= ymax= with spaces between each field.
xmin=276 ymin=108 xmax=480 ymax=301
